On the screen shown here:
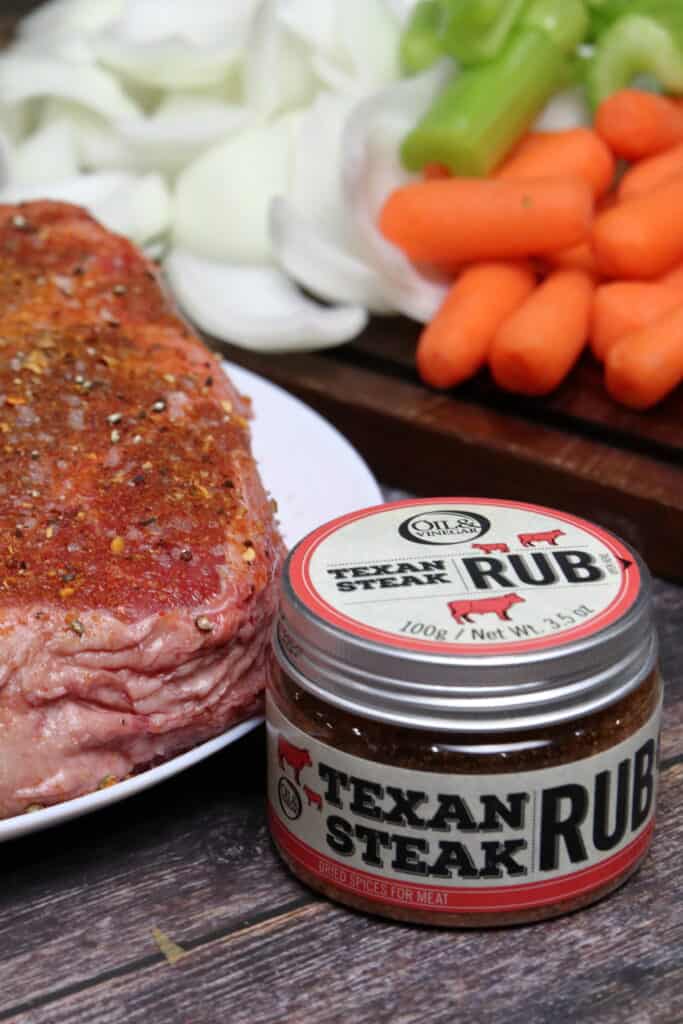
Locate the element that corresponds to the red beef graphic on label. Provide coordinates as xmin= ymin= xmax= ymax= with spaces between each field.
xmin=518 ymin=529 xmax=565 ymax=547
xmin=448 ymin=593 xmax=525 ymax=624
xmin=278 ymin=736 xmax=312 ymax=784
xmin=303 ymin=785 xmax=323 ymax=811
xmin=472 ymin=542 xmax=510 ymax=554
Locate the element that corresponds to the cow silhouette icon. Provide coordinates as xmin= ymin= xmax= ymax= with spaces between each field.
xmin=448 ymin=593 xmax=525 ymax=624
xmin=303 ymin=785 xmax=323 ymax=811
xmin=518 ymin=529 xmax=565 ymax=547
xmin=278 ymin=735 xmax=312 ymax=784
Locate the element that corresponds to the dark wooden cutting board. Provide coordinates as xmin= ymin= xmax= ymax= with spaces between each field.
xmin=219 ymin=317 xmax=683 ymax=582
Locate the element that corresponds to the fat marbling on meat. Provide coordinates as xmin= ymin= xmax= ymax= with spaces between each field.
xmin=0 ymin=201 xmax=284 ymax=819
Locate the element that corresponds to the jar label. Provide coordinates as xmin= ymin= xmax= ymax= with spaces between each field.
xmin=267 ymin=695 xmax=661 ymax=915
xmin=288 ymin=499 xmax=641 ymax=655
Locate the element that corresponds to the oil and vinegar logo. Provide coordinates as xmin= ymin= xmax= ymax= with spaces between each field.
xmin=398 ymin=510 xmax=490 ymax=546
xmin=277 ymin=778 xmax=302 ymax=820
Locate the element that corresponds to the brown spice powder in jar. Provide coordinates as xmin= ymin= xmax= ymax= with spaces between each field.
xmin=266 ymin=499 xmax=663 ymax=928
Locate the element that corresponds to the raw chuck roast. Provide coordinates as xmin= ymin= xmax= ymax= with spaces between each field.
xmin=0 ymin=201 xmax=284 ymax=819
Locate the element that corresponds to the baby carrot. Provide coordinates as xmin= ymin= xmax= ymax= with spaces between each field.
xmin=595 ymin=89 xmax=683 ymax=160
xmin=661 ymin=264 xmax=683 ymax=291
xmin=496 ymin=129 xmax=616 ymax=198
xmin=489 ymin=270 xmax=594 ymax=395
xmin=592 ymin=175 xmax=683 ymax=279
xmin=618 ymin=142 xmax=683 ymax=200
xmin=605 ymin=304 xmax=683 ymax=410
xmin=379 ymin=178 xmax=593 ymax=265
xmin=546 ymin=241 xmax=601 ymax=276
xmin=416 ymin=262 xmax=536 ymax=389
xmin=590 ymin=265 xmax=683 ymax=361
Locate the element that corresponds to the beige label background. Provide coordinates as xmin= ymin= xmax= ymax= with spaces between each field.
xmin=267 ymin=696 xmax=661 ymax=888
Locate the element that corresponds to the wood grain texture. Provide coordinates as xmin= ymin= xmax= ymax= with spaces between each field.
xmin=653 ymin=581 xmax=683 ymax=761
xmin=3 ymin=758 xmax=681 ymax=1024
xmin=350 ymin=318 xmax=683 ymax=457
xmin=0 ymin=729 xmax=310 ymax=1015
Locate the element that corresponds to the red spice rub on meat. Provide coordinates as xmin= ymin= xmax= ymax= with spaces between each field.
xmin=0 ymin=201 xmax=285 ymax=818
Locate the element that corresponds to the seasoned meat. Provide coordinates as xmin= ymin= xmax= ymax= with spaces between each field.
xmin=0 ymin=201 xmax=284 ymax=818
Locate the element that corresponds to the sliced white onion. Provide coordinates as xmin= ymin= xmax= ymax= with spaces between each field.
xmin=140 ymin=93 xmax=250 ymax=141
xmin=4 ymin=0 xmax=418 ymax=340
xmin=0 ymin=133 xmax=11 ymax=190
xmin=94 ymin=172 xmax=171 ymax=243
xmin=36 ymin=98 xmax=134 ymax=172
xmin=310 ymin=54 xmax=359 ymax=97
xmin=342 ymin=60 xmax=454 ymax=322
xmin=0 ymin=101 xmax=33 ymax=143
xmin=75 ymin=127 xmax=134 ymax=172
xmin=534 ymin=86 xmax=592 ymax=132
xmin=93 ymin=36 xmax=242 ymax=92
xmin=174 ymin=113 xmax=301 ymax=263
xmin=277 ymin=0 xmax=337 ymax=57
xmin=166 ymin=247 xmax=368 ymax=352
xmin=244 ymin=0 xmax=318 ymax=118
xmin=91 ymin=0 xmax=254 ymax=94
xmin=278 ymin=90 xmax=397 ymax=312
xmin=14 ymin=1 xmax=123 ymax=63
xmin=114 ymin=0 xmax=258 ymax=47
xmin=0 ymin=171 xmax=132 ymax=207
xmin=0 ymin=56 xmax=140 ymax=121
xmin=308 ymin=1 xmax=401 ymax=97
xmin=289 ymin=90 xmax=356 ymax=238
xmin=281 ymin=66 xmax=452 ymax=322
xmin=118 ymin=96 xmax=251 ymax=175
xmin=18 ymin=0 xmax=124 ymax=41
xmin=270 ymin=197 xmax=394 ymax=312
xmin=384 ymin=0 xmax=421 ymax=25
xmin=11 ymin=119 xmax=79 ymax=185
xmin=13 ymin=33 xmax=97 ymax=65
xmin=0 ymin=171 xmax=170 ymax=245
xmin=334 ymin=0 xmax=401 ymax=92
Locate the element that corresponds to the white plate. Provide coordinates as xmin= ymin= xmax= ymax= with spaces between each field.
xmin=0 ymin=362 xmax=382 ymax=842
xmin=226 ymin=361 xmax=382 ymax=548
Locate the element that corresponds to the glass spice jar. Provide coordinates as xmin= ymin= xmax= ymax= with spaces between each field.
xmin=267 ymin=499 xmax=662 ymax=927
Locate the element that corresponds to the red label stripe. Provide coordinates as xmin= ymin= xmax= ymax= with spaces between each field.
xmin=269 ymin=808 xmax=654 ymax=914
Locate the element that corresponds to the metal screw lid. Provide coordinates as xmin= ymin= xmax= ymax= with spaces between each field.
xmin=274 ymin=499 xmax=657 ymax=732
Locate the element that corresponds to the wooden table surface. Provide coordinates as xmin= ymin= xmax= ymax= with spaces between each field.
xmin=1 ymin=519 xmax=681 ymax=1024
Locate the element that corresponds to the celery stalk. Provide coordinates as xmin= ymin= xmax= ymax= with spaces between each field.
xmin=522 ymin=0 xmax=589 ymax=54
xmin=399 ymin=0 xmax=446 ymax=76
xmin=587 ymin=13 xmax=683 ymax=106
xmin=589 ymin=1 xmax=683 ymax=39
xmin=401 ymin=27 xmax=567 ymax=176
xmin=591 ymin=0 xmax=683 ymax=21
xmin=440 ymin=0 xmax=526 ymax=65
